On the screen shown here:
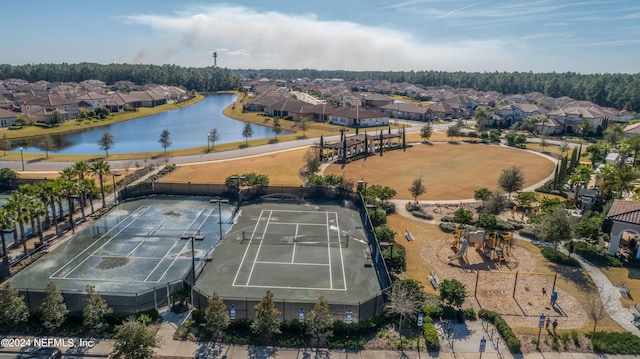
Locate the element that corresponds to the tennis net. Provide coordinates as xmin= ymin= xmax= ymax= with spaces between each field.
xmin=241 ymin=231 xmax=347 ymax=247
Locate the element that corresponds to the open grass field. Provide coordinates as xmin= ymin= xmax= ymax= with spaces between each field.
xmin=160 ymin=148 xmax=309 ymax=185
xmin=325 ymin=142 xmax=555 ymax=200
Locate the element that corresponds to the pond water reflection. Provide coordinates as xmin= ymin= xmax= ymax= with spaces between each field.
xmin=15 ymin=94 xmax=288 ymax=154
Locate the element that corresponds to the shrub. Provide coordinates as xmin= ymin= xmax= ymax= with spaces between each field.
xmin=572 ymin=241 xmax=624 ymax=267
xmin=571 ymin=330 xmax=580 ymax=346
xmin=478 ymin=310 xmax=521 ymax=352
xmin=463 ymin=307 xmax=477 ymax=320
xmin=541 ymin=247 xmax=580 ymax=267
xmin=441 ymin=216 xmax=453 ymax=222
xmin=439 ymin=223 xmax=458 ymax=233
xmin=421 ymin=305 xmax=443 ymax=319
xmin=518 ymin=228 xmax=538 ymax=239
xmin=422 ymin=316 xmax=440 ymax=350
xmin=411 ymin=211 xmax=433 ymax=220
xmin=592 ymin=332 xmax=640 ymax=354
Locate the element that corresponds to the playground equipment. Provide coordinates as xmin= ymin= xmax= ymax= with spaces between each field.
xmin=447 ymin=236 xmax=468 ymax=261
xmin=450 ymin=228 xmax=513 ymax=263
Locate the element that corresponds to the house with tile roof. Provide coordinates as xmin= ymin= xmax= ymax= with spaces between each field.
xmin=0 ymin=108 xmax=18 ymax=127
xmin=329 ymin=107 xmax=389 ymax=128
xmin=20 ymin=93 xmax=79 ymax=122
xmin=380 ymin=102 xmax=428 ymax=121
xmin=607 ymin=199 xmax=640 ymax=258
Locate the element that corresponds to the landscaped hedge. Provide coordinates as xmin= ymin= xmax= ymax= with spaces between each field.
xmin=422 ymin=316 xmax=440 ymax=350
xmin=572 ymin=241 xmax=624 ymax=267
xmin=438 ymin=223 xmax=458 ymax=233
xmin=478 ymin=309 xmax=521 ymax=352
xmin=540 ymin=247 xmax=580 ymax=267
xmin=411 ymin=211 xmax=433 ymax=220
xmin=592 ymin=332 xmax=640 ymax=354
xmin=518 ymin=228 xmax=538 ymax=239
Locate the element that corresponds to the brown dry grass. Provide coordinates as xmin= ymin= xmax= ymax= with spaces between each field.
xmin=160 ymin=148 xmax=309 ymax=185
xmin=325 ymin=143 xmax=555 ymax=200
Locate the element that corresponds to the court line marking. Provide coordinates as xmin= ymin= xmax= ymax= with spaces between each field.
xmin=51 ymin=206 xmax=216 ymax=283
xmin=245 ymin=210 xmax=272 ymax=286
xmin=335 ymin=212 xmax=348 ymax=291
xmin=150 ymin=207 xmax=213 ymax=283
xmin=126 ymin=219 xmax=166 ymax=257
xmin=256 ymin=261 xmax=328 ymax=266
xmin=232 ymin=209 xmax=265 ymax=286
xmin=50 ymin=206 xmax=152 ymax=279
xmin=326 ymin=211 xmax=333 ymax=290
xmin=240 ymin=284 xmax=346 ymax=291
xmin=269 ymin=222 xmax=327 ymax=226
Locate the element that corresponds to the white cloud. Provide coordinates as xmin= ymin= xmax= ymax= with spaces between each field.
xmin=121 ymin=4 xmax=543 ymax=72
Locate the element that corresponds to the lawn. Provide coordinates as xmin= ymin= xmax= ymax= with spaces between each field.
xmin=324 ymin=142 xmax=555 ymax=200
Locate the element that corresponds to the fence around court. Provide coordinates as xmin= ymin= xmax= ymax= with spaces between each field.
xmin=189 ymin=286 xmax=391 ymax=323
xmin=116 ymin=182 xmax=392 ymax=320
xmin=17 ymin=280 xmax=184 ymax=313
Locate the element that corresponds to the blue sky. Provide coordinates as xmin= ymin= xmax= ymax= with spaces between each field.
xmin=2 ymin=0 xmax=639 ymax=73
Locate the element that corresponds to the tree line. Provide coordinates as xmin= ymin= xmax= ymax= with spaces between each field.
xmin=236 ymin=69 xmax=640 ymax=112
xmin=0 ymin=63 xmax=239 ymax=92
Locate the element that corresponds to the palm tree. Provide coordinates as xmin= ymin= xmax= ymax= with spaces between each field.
xmin=72 ymin=161 xmax=90 ymax=181
xmin=59 ymin=167 xmax=77 ymax=181
xmin=80 ymin=179 xmax=97 ymax=215
xmin=39 ymin=180 xmax=60 ymax=237
xmin=6 ymin=191 xmax=29 ymax=256
xmin=0 ymin=207 xmax=13 ymax=258
xmin=20 ymin=184 xmax=46 ymax=246
xmin=26 ymin=195 xmax=46 ymax=247
xmin=52 ymin=178 xmax=67 ymax=224
xmin=72 ymin=181 xmax=86 ymax=222
xmin=90 ymin=160 xmax=112 ymax=208
xmin=600 ymin=164 xmax=640 ymax=198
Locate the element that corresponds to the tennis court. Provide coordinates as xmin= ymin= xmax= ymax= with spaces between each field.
xmin=195 ymin=200 xmax=385 ymax=308
xmin=10 ymin=196 xmax=234 ymax=293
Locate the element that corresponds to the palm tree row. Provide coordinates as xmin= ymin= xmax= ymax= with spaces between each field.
xmin=0 ymin=160 xmax=114 ymax=258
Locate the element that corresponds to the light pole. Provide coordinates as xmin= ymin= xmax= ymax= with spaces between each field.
xmin=207 ymin=132 xmax=210 ymax=151
xmin=112 ymin=172 xmax=121 ymax=206
xmin=210 ymin=198 xmax=229 ymax=240
xmin=19 ymin=147 xmax=24 ymax=171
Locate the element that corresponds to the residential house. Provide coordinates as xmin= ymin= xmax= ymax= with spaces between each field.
xmin=624 ymin=122 xmax=640 ymax=138
xmin=360 ymin=93 xmax=393 ymax=108
xmin=443 ymin=94 xmax=477 ymax=118
xmin=491 ymin=103 xmax=543 ymax=127
xmin=380 ymin=102 xmax=428 ymax=121
xmin=329 ymin=107 xmax=390 ymax=127
xmin=77 ymin=92 xmax=109 ymax=109
xmin=21 ymin=93 xmax=79 ymax=123
xmin=0 ymin=108 xmax=18 ymax=127
xmin=425 ymin=101 xmax=454 ymax=120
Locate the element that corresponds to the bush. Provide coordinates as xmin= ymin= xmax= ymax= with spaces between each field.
xmin=518 ymin=228 xmax=538 ymax=239
xmin=441 ymin=216 xmax=453 ymax=222
xmin=439 ymin=223 xmax=458 ymax=233
xmin=463 ymin=307 xmax=477 ymax=320
xmin=478 ymin=310 xmax=521 ymax=352
xmin=541 ymin=247 xmax=580 ymax=267
xmin=422 ymin=317 xmax=440 ymax=350
xmin=592 ymin=332 xmax=640 ymax=354
xmin=572 ymin=241 xmax=624 ymax=267
xmin=411 ymin=211 xmax=433 ymax=220
xmin=421 ymin=305 xmax=443 ymax=319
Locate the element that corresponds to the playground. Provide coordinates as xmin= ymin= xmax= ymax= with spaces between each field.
xmin=418 ymin=228 xmax=595 ymax=330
